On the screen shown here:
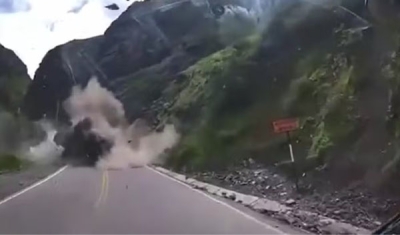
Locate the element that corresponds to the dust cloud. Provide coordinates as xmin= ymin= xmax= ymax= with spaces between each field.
xmin=0 ymin=110 xmax=62 ymax=164
xmin=63 ymin=78 xmax=180 ymax=169
xmin=27 ymin=121 xmax=63 ymax=164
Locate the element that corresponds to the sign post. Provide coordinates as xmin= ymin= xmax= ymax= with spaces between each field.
xmin=273 ymin=118 xmax=300 ymax=190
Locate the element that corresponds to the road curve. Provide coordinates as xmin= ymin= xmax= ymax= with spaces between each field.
xmin=0 ymin=166 xmax=291 ymax=234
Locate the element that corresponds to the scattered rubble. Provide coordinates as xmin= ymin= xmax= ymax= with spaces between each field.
xmin=0 ymin=165 xmax=62 ymax=201
xmin=285 ymin=199 xmax=296 ymax=206
xmin=185 ymin=162 xmax=400 ymax=231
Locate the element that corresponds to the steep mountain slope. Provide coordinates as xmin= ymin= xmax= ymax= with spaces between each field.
xmin=0 ymin=47 xmax=63 ymax=199
xmin=145 ymin=0 xmax=400 ymax=188
xmin=161 ymin=0 xmax=370 ymax=169
xmin=0 ymin=43 xmax=42 ymax=169
xmin=0 ymin=44 xmax=30 ymax=115
xmin=23 ymin=0 xmax=256 ymax=122
xmin=22 ymin=0 xmax=400 ymax=187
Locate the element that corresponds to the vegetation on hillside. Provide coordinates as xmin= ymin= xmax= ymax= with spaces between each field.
xmin=0 ymin=75 xmax=30 ymax=115
xmin=147 ymin=1 xmax=400 ymax=189
xmin=0 ymin=45 xmax=44 ymax=172
xmin=0 ymin=153 xmax=29 ymax=173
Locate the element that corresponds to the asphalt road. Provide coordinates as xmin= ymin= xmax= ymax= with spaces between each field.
xmin=0 ymin=166 xmax=296 ymax=234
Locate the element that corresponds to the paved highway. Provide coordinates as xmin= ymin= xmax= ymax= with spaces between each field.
xmin=0 ymin=166 xmax=297 ymax=234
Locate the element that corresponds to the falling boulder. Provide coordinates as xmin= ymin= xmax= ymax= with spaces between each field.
xmin=57 ymin=118 xmax=113 ymax=166
xmin=105 ymin=3 xmax=119 ymax=10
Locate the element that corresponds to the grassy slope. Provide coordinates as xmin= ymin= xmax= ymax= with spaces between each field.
xmin=153 ymin=3 xmax=400 ymax=189
xmin=0 ymin=153 xmax=30 ymax=173
xmin=164 ymin=36 xmax=360 ymax=171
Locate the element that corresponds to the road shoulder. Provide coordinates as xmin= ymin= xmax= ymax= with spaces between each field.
xmin=0 ymin=164 xmax=66 ymax=202
xmin=147 ymin=166 xmax=306 ymax=235
xmin=151 ymin=166 xmax=371 ymax=235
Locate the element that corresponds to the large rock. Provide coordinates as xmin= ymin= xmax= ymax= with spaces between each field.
xmin=57 ymin=118 xmax=113 ymax=166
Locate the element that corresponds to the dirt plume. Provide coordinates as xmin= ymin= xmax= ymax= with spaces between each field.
xmin=62 ymin=78 xmax=179 ymax=169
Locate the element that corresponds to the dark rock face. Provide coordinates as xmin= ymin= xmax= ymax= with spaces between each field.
xmin=22 ymin=38 xmax=103 ymax=122
xmin=23 ymin=0 xmax=368 ymax=123
xmin=0 ymin=44 xmax=29 ymax=78
xmin=23 ymin=0 xmax=236 ymax=122
xmin=0 ymin=44 xmax=45 ymax=153
xmin=0 ymin=44 xmax=31 ymax=114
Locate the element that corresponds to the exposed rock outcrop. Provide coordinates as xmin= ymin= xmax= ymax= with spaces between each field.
xmin=0 ymin=44 xmax=45 ymax=156
xmin=0 ymin=43 xmax=31 ymax=114
xmin=23 ymin=0 xmax=247 ymax=122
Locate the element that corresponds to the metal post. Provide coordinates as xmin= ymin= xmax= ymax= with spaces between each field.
xmin=286 ymin=131 xmax=299 ymax=191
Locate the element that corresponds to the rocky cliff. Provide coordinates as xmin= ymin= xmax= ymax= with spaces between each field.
xmin=23 ymin=0 xmax=259 ymax=122
xmin=0 ymin=43 xmax=45 ymax=158
xmin=0 ymin=43 xmax=30 ymax=115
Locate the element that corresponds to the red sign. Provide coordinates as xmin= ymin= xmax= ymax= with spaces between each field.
xmin=273 ymin=118 xmax=299 ymax=133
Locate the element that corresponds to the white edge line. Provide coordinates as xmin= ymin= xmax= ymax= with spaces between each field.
xmin=0 ymin=165 xmax=68 ymax=206
xmin=146 ymin=166 xmax=287 ymax=235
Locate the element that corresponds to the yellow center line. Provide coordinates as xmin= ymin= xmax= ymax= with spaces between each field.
xmin=95 ymin=170 xmax=109 ymax=208
xmin=104 ymin=170 xmax=109 ymax=203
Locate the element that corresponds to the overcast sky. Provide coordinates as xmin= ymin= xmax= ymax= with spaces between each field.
xmin=0 ymin=0 xmax=136 ymax=77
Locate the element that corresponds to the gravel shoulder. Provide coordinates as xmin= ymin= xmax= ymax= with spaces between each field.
xmin=184 ymin=162 xmax=399 ymax=232
xmin=0 ymin=163 xmax=64 ymax=201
